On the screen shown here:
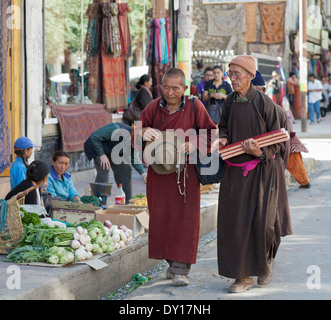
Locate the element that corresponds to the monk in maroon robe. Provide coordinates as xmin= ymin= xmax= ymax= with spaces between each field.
xmin=132 ymin=68 xmax=216 ymax=287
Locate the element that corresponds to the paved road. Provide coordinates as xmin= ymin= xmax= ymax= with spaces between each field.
xmin=124 ymin=157 xmax=331 ymax=301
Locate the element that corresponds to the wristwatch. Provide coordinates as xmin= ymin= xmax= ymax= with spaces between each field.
xmin=259 ymin=149 xmax=266 ymax=161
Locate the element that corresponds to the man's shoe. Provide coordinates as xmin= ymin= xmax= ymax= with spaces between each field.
xmin=309 ymin=121 xmax=315 ymax=125
xmin=257 ymin=259 xmax=274 ymax=285
xmin=166 ymin=267 xmax=175 ymax=279
xmin=172 ymin=274 xmax=189 ymax=287
xmin=229 ymin=277 xmax=254 ymax=293
xmin=299 ymin=182 xmax=311 ymax=189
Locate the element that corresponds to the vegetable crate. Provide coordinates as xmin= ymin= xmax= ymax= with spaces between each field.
xmin=0 ymin=194 xmax=25 ymax=255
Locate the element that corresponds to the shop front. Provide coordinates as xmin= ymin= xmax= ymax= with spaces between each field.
xmin=0 ymin=0 xmax=177 ymax=195
xmin=0 ymin=0 xmax=22 ymax=197
xmin=37 ymin=0 xmax=175 ymax=173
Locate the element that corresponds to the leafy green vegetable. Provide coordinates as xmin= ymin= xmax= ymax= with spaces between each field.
xmin=20 ymin=208 xmax=41 ymax=226
xmin=4 ymin=246 xmax=47 ymax=263
xmin=17 ymin=223 xmax=76 ymax=249
xmin=130 ymin=194 xmax=146 ymax=200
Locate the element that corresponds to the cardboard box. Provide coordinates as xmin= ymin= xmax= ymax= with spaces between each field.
xmin=96 ymin=205 xmax=149 ymax=237
xmin=51 ymin=200 xmax=96 ymax=225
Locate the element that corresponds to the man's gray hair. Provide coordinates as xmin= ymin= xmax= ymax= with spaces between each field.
xmin=162 ymin=68 xmax=186 ymax=88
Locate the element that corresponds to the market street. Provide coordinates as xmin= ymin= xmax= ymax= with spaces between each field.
xmin=0 ymin=115 xmax=330 ymax=301
xmin=121 ymin=114 xmax=331 ymax=301
xmin=124 ymin=164 xmax=331 ymax=300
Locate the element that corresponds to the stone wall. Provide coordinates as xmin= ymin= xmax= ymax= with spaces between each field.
xmin=192 ymin=0 xmax=297 ymax=75
xmin=192 ymin=1 xmax=245 ymax=58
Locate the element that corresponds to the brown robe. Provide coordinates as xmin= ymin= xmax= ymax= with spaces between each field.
xmin=135 ymin=97 xmax=216 ymax=264
xmin=274 ymin=105 xmax=292 ymax=237
xmin=217 ymin=86 xmax=282 ymax=279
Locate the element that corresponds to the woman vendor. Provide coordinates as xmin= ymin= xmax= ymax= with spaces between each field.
xmin=135 ymin=74 xmax=153 ymax=111
xmin=6 ymin=160 xmax=50 ymax=205
xmin=46 ymin=151 xmax=81 ymax=203
xmin=9 ymin=137 xmax=35 ymax=189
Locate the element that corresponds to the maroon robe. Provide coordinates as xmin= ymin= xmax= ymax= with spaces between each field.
xmin=134 ymin=96 xmax=216 ymax=264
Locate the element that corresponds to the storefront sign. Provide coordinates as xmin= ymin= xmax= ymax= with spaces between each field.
xmin=201 ymin=0 xmax=286 ymax=4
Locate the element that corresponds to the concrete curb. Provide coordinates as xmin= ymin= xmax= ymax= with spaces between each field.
xmin=0 ymin=201 xmax=217 ymax=300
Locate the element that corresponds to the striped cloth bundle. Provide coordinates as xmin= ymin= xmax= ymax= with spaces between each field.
xmin=219 ymin=128 xmax=289 ymax=160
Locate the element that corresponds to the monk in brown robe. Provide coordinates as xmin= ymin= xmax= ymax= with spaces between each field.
xmin=132 ymin=68 xmax=216 ymax=287
xmin=213 ymin=56 xmax=282 ymax=293
xmin=252 ymin=70 xmax=292 ymax=237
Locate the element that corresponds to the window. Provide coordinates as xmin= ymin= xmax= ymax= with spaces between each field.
xmin=45 ymin=0 xmax=90 ymax=108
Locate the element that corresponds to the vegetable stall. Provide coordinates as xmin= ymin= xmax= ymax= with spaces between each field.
xmin=0 ymin=189 xmax=149 ymax=268
xmin=4 ymin=210 xmax=133 ymax=266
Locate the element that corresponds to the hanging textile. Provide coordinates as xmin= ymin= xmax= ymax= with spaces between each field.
xmin=244 ymin=2 xmax=258 ymax=43
xmin=165 ymin=17 xmax=172 ymax=64
xmin=260 ymin=2 xmax=286 ymax=44
xmin=145 ymin=15 xmax=173 ymax=98
xmin=206 ymin=5 xmax=245 ymax=37
xmin=0 ymin=0 xmax=12 ymax=174
xmin=85 ymin=4 xmax=102 ymax=57
xmin=118 ymin=3 xmax=132 ymax=59
xmin=146 ymin=18 xmax=155 ymax=64
xmin=102 ymin=3 xmax=121 ymax=57
xmin=86 ymin=3 xmax=103 ymax=103
xmin=102 ymin=51 xmax=127 ymax=111
xmin=146 ymin=18 xmax=172 ymax=65
xmin=154 ymin=19 xmax=162 ymax=64
xmin=159 ymin=18 xmax=168 ymax=64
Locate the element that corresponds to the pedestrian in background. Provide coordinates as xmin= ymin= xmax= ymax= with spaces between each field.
xmin=268 ymin=70 xmax=284 ymax=107
xmin=287 ymin=72 xmax=298 ymax=114
xmin=134 ymin=74 xmax=153 ymax=112
xmin=10 ymin=137 xmax=35 ymax=189
xmin=191 ymin=59 xmax=204 ymax=85
xmin=84 ymin=123 xmax=147 ymax=203
xmin=213 ymin=55 xmax=282 ymax=293
xmin=196 ymin=67 xmax=214 ymax=106
xmin=321 ymin=76 xmax=329 ymax=117
xmin=202 ymin=65 xmax=232 ymax=125
xmin=133 ymin=68 xmax=216 ymax=287
xmin=307 ymin=73 xmax=322 ymax=124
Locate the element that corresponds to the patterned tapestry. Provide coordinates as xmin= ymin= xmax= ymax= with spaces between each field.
xmin=52 ymin=104 xmax=112 ymax=152
xmin=0 ymin=0 xmax=11 ymax=174
xmin=260 ymin=2 xmax=286 ymax=44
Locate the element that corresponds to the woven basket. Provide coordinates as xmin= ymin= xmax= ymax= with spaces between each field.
xmin=0 ymin=186 xmax=37 ymax=255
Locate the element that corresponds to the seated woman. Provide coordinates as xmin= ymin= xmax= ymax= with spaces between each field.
xmin=9 ymin=137 xmax=35 ymax=189
xmin=6 ymin=160 xmax=50 ymax=205
xmin=47 ymin=151 xmax=81 ymax=202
